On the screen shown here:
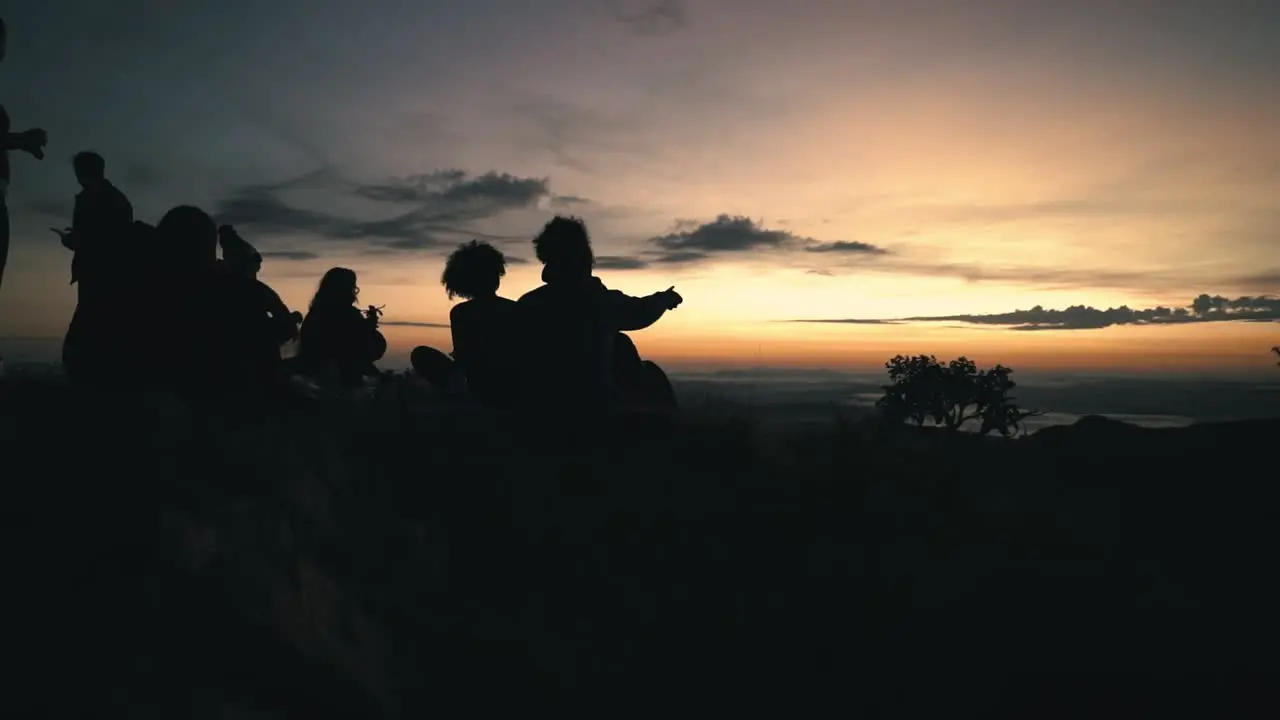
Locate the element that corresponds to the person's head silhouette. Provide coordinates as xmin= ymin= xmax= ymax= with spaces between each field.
xmin=72 ymin=151 xmax=106 ymax=190
xmin=157 ymin=205 xmax=218 ymax=271
xmin=533 ymin=216 xmax=594 ymax=284
xmin=441 ymin=239 xmax=508 ymax=300
xmin=218 ymin=225 xmax=262 ymax=278
xmin=310 ymin=267 xmax=359 ymax=312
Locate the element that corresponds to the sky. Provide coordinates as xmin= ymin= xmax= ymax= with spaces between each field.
xmin=2 ymin=0 xmax=1279 ymax=375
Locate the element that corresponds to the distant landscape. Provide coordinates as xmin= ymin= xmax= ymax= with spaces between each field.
xmin=667 ymin=367 xmax=1280 ymax=432
xmin=4 ymin=334 xmax=1274 ymax=433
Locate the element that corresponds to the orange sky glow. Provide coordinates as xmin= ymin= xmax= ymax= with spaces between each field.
xmin=1 ymin=1 xmax=1277 ymax=375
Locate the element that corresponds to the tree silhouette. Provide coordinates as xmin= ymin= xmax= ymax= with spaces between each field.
xmin=876 ymin=354 xmax=1041 ymax=436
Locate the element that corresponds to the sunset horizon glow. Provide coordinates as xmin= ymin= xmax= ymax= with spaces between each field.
xmin=1 ymin=1 xmax=1277 ymax=376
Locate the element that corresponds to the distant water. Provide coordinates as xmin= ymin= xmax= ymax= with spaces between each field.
xmin=670 ymin=370 xmax=1262 ymax=433
xmin=828 ymin=391 xmax=1195 ymax=432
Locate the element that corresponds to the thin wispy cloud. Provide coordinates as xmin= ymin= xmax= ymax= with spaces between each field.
xmin=804 ymin=240 xmax=888 ymax=255
xmin=788 ymin=294 xmax=1280 ymax=331
xmin=612 ymin=0 xmax=688 ymax=36
xmin=596 ymin=255 xmax=650 ymax=270
xmin=260 ymin=250 xmax=321 ymax=261
xmin=803 ymin=257 xmax=1254 ymax=295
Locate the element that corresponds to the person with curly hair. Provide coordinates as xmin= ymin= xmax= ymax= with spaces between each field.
xmin=411 ymin=239 xmax=520 ymax=405
xmin=517 ymin=215 xmax=681 ymax=410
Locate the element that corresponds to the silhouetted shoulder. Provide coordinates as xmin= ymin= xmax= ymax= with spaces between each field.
xmin=517 ymin=285 xmax=550 ymax=304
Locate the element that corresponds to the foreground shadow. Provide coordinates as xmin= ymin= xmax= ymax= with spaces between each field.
xmin=3 ymin=374 xmax=1278 ymax=716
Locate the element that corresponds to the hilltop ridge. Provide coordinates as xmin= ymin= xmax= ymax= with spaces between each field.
xmin=2 ymin=375 xmax=1276 ymax=715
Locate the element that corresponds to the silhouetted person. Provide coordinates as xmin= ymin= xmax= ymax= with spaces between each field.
xmin=54 ymin=152 xmax=134 ymax=284
xmin=612 ymin=332 xmax=679 ymax=410
xmin=153 ymin=205 xmax=286 ymax=402
xmin=517 ymin=216 xmax=682 ymax=410
xmin=0 ymin=17 xmax=49 ymax=293
xmin=295 ymin=268 xmax=386 ymax=388
xmin=56 ymin=152 xmax=135 ymax=386
xmin=411 ymin=240 xmax=520 ymax=404
xmin=219 ymin=224 xmax=303 ymax=347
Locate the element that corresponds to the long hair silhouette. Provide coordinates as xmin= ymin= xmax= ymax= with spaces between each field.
xmin=308 ymin=267 xmax=358 ymax=314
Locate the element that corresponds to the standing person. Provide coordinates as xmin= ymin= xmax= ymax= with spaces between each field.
xmin=55 ymin=152 xmax=134 ymax=387
xmin=0 ymin=17 xmax=50 ymax=292
xmin=52 ymin=151 xmax=134 ymax=287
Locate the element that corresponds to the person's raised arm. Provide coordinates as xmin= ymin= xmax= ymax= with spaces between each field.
xmin=7 ymin=128 xmax=46 ymax=158
xmin=603 ymin=285 xmax=682 ymax=332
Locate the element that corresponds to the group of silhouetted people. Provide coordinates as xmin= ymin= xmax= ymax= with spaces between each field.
xmin=1 ymin=15 xmax=681 ymax=412
xmin=35 ymin=151 xmax=682 ymax=412
xmin=409 ymin=217 xmax=682 ymax=411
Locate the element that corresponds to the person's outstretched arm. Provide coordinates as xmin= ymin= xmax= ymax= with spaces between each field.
xmin=604 ymin=286 xmax=682 ymax=332
xmin=7 ymin=128 xmax=46 ymax=158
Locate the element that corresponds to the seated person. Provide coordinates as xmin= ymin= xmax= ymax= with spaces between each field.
xmin=218 ymin=224 xmax=303 ymax=348
xmin=411 ymin=240 xmax=520 ymax=405
xmin=149 ymin=205 xmax=287 ymax=402
xmin=612 ymin=332 xmax=679 ymax=411
xmin=517 ymin=216 xmax=682 ymax=410
xmin=294 ymin=267 xmax=385 ymax=388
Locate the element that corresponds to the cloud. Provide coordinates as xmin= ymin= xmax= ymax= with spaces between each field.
xmin=353 ymin=170 xmax=549 ymax=214
xmin=891 ymin=262 xmax=1163 ymax=290
xmin=651 ymin=250 xmax=710 ymax=264
xmin=380 ymin=321 xmax=450 ymax=329
xmin=260 ymin=250 xmax=321 ymax=261
xmin=647 ymin=214 xmax=889 ymax=262
xmin=788 ymin=294 xmax=1280 ymax=331
xmin=816 ymin=256 xmax=1223 ymax=294
xmin=805 ymin=240 xmax=889 ymax=255
xmin=652 ymin=215 xmax=792 ymax=254
xmin=612 ymin=0 xmax=687 ymax=36
xmin=786 ymin=318 xmax=903 ymax=326
xmin=1230 ymin=270 xmax=1280 ymax=292
xmin=215 ymin=168 xmax=551 ymax=254
xmin=595 ymin=255 xmax=650 ymax=270
xmin=904 ymin=199 xmax=1147 ymax=225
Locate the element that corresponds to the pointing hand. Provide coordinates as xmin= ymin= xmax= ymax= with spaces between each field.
xmin=664 ymin=286 xmax=683 ymax=310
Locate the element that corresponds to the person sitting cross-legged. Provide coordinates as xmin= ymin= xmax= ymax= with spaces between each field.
xmin=410 ymin=240 xmax=521 ymax=406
